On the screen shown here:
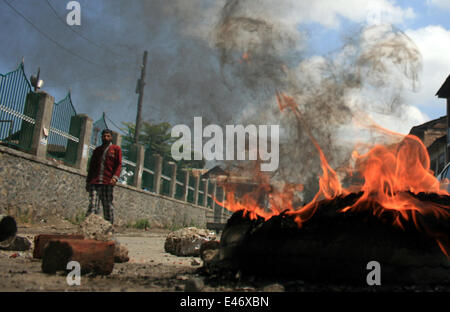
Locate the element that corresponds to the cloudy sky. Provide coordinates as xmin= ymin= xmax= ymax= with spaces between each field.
xmin=0 ymin=0 xmax=449 ymax=136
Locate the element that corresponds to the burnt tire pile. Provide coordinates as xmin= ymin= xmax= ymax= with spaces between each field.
xmin=218 ymin=192 xmax=450 ymax=285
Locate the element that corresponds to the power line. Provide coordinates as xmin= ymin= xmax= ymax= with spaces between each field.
xmin=104 ymin=113 xmax=127 ymax=134
xmin=45 ymin=0 xmax=140 ymax=65
xmin=45 ymin=70 xmax=136 ymax=88
xmin=3 ymin=0 xmax=107 ymax=67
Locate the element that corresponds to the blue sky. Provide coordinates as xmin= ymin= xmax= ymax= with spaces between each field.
xmin=0 ymin=0 xmax=449 ymax=135
xmin=302 ymin=0 xmax=450 ymax=124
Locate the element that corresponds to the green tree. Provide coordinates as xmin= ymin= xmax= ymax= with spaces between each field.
xmin=121 ymin=121 xmax=204 ymax=169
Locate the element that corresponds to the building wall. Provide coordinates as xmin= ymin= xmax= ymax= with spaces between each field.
xmin=430 ymin=146 xmax=447 ymax=176
xmin=410 ymin=116 xmax=447 ymax=176
xmin=0 ymin=145 xmax=219 ymax=228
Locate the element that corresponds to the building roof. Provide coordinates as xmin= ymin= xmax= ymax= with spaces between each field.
xmin=436 ymin=75 xmax=450 ymax=98
xmin=201 ymin=165 xmax=228 ymax=179
xmin=409 ymin=115 xmax=447 ymax=133
xmin=409 ymin=116 xmax=447 ymax=148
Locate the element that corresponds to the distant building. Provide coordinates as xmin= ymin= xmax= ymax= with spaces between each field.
xmin=409 ymin=74 xmax=450 ymax=176
xmin=409 ymin=116 xmax=447 ymax=175
xmin=436 ymin=74 xmax=450 ymax=164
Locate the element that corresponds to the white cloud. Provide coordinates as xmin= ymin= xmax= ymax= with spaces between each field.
xmin=181 ymin=0 xmax=415 ymax=39
xmin=297 ymin=0 xmax=415 ymax=28
xmin=367 ymin=106 xmax=429 ymax=134
xmin=242 ymin=0 xmax=414 ymax=29
xmin=427 ymin=0 xmax=450 ymax=10
xmin=404 ymin=26 xmax=450 ymax=119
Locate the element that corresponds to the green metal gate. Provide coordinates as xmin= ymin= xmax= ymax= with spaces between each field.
xmin=47 ymin=93 xmax=81 ymax=164
xmin=0 ymin=62 xmax=35 ymax=151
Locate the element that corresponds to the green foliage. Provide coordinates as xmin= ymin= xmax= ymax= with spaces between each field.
xmin=16 ymin=213 xmax=30 ymax=224
xmin=122 ymin=121 xmax=173 ymax=158
xmin=164 ymin=215 xmax=202 ymax=231
xmin=133 ymin=218 xmax=151 ymax=229
xmin=65 ymin=211 xmax=86 ymax=225
xmin=121 ymin=121 xmax=205 ymax=169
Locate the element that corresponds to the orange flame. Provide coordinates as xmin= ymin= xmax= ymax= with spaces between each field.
xmin=215 ymin=92 xmax=449 ymax=257
xmin=214 ymin=175 xmax=304 ymax=221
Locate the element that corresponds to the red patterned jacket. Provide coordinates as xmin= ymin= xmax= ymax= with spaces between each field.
xmin=87 ymin=142 xmax=122 ymax=185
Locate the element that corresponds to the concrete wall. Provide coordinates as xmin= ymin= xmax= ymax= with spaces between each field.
xmin=0 ymin=145 xmax=225 ymax=228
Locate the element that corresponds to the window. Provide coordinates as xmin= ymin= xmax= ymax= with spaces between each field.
xmin=445 ymin=165 xmax=450 ymax=180
xmin=430 ymin=159 xmax=437 ymax=176
xmin=438 ymin=153 xmax=445 ymax=174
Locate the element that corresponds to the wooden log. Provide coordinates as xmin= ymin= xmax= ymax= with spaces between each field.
xmin=41 ymin=239 xmax=115 ymax=275
xmin=33 ymin=234 xmax=85 ymax=259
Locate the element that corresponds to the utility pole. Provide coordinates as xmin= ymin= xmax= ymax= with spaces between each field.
xmin=134 ymin=51 xmax=148 ymax=144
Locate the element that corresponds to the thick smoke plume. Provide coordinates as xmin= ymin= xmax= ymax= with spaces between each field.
xmin=1 ymin=0 xmax=424 ymax=202
xmin=213 ymin=0 xmax=422 ymax=202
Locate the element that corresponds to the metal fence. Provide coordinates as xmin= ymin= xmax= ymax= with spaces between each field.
xmin=0 ymin=62 xmax=35 ymax=151
xmin=47 ymin=93 xmax=81 ymax=164
xmin=142 ymin=149 xmax=155 ymax=191
xmin=0 ymin=62 xmax=227 ymax=211
xmin=160 ymin=158 xmax=172 ymax=196
xmin=122 ymin=142 xmax=137 ymax=185
xmin=187 ymin=171 xmax=196 ymax=203
xmin=90 ymin=112 xmax=108 ymax=148
xmin=87 ymin=113 xmax=113 ymax=180
xmin=175 ymin=167 xmax=186 ymax=200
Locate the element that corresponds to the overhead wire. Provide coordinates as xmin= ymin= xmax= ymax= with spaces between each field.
xmin=3 ymin=0 xmax=106 ymax=68
xmin=104 ymin=113 xmax=128 ymax=134
xmin=45 ymin=70 xmax=136 ymax=88
xmin=45 ymin=0 xmax=140 ymax=66
xmin=4 ymin=0 xmax=141 ymax=77
xmin=4 ymin=0 xmax=161 ymax=129
xmin=4 ymin=0 xmax=147 ymax=108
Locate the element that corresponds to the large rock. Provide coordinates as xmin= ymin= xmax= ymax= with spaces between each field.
xmin=0 ymin=236 xmax=32 ymax=251
xmin=78 ymin=215 xmax=129 ymax=263
xmin=78 ymin=214 xmax=113 ymax=241
xmin=184 ymin=277 xmax=205 ymax=292
xmin=114 ymin=242 xmax=130 ymax=263
xmin=164 ymin=227 xmax=216 ymax=257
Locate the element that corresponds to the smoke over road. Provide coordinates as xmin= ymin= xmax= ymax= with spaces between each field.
xmin=211 ymin=0 xmax=423 ymax=200
xmin=1 ymin=1 xmax=427 ymax=199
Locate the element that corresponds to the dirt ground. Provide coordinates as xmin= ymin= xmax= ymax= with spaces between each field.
xmin=0 ymin=217 xmax=221 ymax=292
xmin=1 ymin=217 xmax=449 ymax=293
